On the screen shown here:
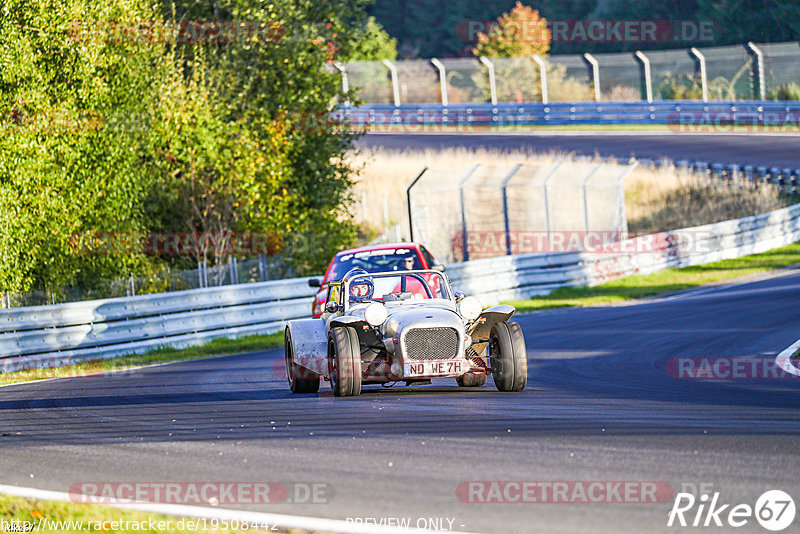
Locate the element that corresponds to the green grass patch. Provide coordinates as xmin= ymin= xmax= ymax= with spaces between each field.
xmin=0 ymin=333 xmax=283 ymax=387
xmin=505 ymin=242 xmax=800 ymax=312
xmin=0 ymin=494 xmax=308 ymax=533
xmin=793 ymin=348 xmax=800 ymax=361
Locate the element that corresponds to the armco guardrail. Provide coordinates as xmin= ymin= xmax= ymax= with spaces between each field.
xmin=2 ymin=202 xmax=800 ymax=372
xmin=446 ymin=202 xmax=800 ymax=304
xmin=337 ymin=101 xmax=800 ymax=128
xmin=0 ymin=278 xmax=317 ymax=373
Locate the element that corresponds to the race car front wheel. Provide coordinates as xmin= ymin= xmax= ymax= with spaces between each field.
xmin=328 ymin=326 xmax=362 ymax=397
xmin=490 ymin=321 xmax=528 ymax=392
xmin=285 ymin=326 xmax=320 ymax=394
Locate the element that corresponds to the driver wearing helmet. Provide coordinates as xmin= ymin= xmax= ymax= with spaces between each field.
xmin=349 ymin=277 xmax=374 ymax=302
xmin=344 ymin=268 xmax=375 ymax=303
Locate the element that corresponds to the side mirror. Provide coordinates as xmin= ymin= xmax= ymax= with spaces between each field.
xmin=431 ymin=265 xmax=445 ymax=272
xmin=454 ymin=291 xmax=466 ymax=302
xmin=308 ymin=278 xmax=322 ymax=288
xmin=325 ymin=301 xmax=341 ymax=314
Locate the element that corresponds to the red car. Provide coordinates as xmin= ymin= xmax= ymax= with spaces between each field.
xmin=309 ymin=243 xmax=443 ymax=318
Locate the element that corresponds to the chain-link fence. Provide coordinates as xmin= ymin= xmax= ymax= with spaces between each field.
xmin=341 ymin=42 xmax=800 ymax=104
xmin=595 ymin=52 xmax=642 ymax=100
xmin=758 ymin=42 xmax=800 ymax=97
xmin=1 ymin=254 xmax=293 ymax=308
xmin=408 ymin=161 xmax=636 ymax=264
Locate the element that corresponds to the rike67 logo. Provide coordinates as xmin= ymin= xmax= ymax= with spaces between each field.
xmin=668 ymin=490 xmax=796 ymax=531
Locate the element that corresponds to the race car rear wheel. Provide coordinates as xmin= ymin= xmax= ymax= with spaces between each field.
xmin=285 ymin=326 xmax=320 ymax=394
xmin=490 ymin=321 xmax=527 ymax=392
xmin=456 ymin=372 xmax=487 ymax=387
xmin=328 ymin=326 xmax=362 ymax=397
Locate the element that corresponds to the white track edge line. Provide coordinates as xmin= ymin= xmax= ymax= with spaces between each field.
xmin=0 ymin=484 xmax=474 ymax=534
xmin=775 ymin=338 xmax=800 ymax=378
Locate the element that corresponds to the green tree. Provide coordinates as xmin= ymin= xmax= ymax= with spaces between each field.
xmin=0 ymin=0 xmax=375 ymax=297
xmin=697 ymin=0 xmax=800 ymax=45
xmin=343 ymin=16 xmax=397 ymax=61
xmin=0 ymin=0 xmax=170 ymax=294
xmin=156 ymin=0 xmax=367 ymax=275
xmin=470 ymin=3 xmax=554 ymax=102
xmin=473 ymin=2 xmax=551 ymax=57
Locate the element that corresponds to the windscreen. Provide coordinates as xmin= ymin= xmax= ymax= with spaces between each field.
xmin=347 ymin=272 xmax=449 ymax=304
xmin=327 ymin=248 xmax=422 ymax=281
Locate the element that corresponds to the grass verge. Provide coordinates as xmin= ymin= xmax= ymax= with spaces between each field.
xmin=0 ymin=494 xmax=308 ymax=533
xmin=505 ymin=242 xmax=800 ymax=312
xmin=0 ymin=333 xmax=283 ymax=387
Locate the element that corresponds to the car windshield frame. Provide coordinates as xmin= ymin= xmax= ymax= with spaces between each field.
xmin=342 ymin=270 xmax=452 ymax=311
xmin=326 ymin=247 xmax=422 ymax=282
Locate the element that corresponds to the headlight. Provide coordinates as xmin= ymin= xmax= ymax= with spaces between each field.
xmin=364 ymin=302 xmax=388 ymax=326
xmin=384 ymin=319 xmax=399 ymax=338
xmin=459 ymin=296 xmax=482 ymax=321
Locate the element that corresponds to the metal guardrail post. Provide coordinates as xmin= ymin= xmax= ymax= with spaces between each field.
xmin=500 ymin=164 xmax=523 ymax=255
xmin=729 ymin=164 xmax=741 ymax=188
xmin=743 ymin=165 xmax=755 ymax=187
xmin=690 ymin=48 xmax=709 ymax=103
xmin=531 ymin=55 xmax=549 ymax=105
xmin=382 ymin=59 xmax=401 ymax=107
xmin=581 ymin=164 xmax=604 ymax=233
xmin=229 ymin=257 xmax=239 ymax=285
xmin=583 ymin=53 xmax=601 ymax=102
xmin=333 ymin=62 xmax=349 ymax=107
xmin=541 ymin=162 xmax=564 ymax=242
xmin=198 ymin=261 xmax=208 ymax=288
xmin=711 ymin=163 xmax=724 ymax=182
xmin=634 ymin=51 xmax=653 ymax=103
xmin=406 ymin=167 xmax=429 ymax=243
xmin=756 ymin=166 xmax=768 ymax=186
xmin=782 ymin=168 xmax=793 ymax=194
xmin=458 ymin=165 xmax=481 ymax=262
xmin=431 ymin=58 xmax=448 ymax=107
xmin=479 ymin=57 xmax=498 ymax=106
xmin=615 ymin=162 xmax=639 ymax=236
xmin=258 ymin=254 xmax=268 ymax=281
xmin=770 ymin=167 xmax=782 ymax=190
xmin=747 ymin=42 xmax=766 ymax=101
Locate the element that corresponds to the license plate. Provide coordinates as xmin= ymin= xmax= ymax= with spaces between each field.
xmin=404 ymin=359 xmax=465 ymax=377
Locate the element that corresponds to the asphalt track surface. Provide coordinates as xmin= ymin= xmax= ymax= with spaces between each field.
xmin=2 ymin=272 xmax=800 ymax=533
xmin=357 ymin=133 xmax=800 ymax=168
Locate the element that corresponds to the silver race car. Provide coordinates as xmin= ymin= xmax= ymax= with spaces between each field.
xmin=284 ymin=268 xmax=527 ymax=396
